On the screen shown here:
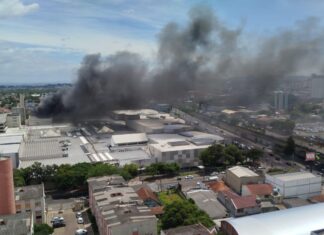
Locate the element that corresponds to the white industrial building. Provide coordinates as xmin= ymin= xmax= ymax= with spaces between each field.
xmin=110 ymin=133 xmax=148 ymax=148
xmin=0 ymin=134 xmax=23 ymax=168
xmin=265 ymin=172 xmax=321 ymax=198
xmin=147 ymin=133 xmax=223 ymax=167
xmin=221 ymin=203 xmax=324 ymax=235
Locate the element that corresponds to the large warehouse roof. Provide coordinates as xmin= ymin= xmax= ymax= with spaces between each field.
xmin=225 ymin=203 xmax=324 ymax=235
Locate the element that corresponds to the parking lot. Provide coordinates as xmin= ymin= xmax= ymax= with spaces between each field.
xmin=46 ymin=198 xmax=94 ymax=235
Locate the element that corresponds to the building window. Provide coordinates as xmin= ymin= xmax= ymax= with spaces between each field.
xmin=35 ymin=201 xmax=41 ymax=207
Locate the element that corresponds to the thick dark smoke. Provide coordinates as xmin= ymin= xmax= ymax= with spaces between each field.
xmin=37 ymin=52 xmax=147 ymax=119
xmin=37 ymin=6 xmax=324 ymax=119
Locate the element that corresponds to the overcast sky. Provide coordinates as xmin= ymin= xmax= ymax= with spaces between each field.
xmin=1 ymin=0 xmax=324 ymax=84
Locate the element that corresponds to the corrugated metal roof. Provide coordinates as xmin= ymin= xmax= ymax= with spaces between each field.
xmin=226 ymin=203 xmax=324 ymax=235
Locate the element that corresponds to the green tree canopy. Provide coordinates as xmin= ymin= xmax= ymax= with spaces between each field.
xmin=245 ymin=148 xmax=264 ymax=163
xmin=33 ymin=223 xmax=54 ymax=235
xmin=161 ymin=200 xmax=214 ymax=229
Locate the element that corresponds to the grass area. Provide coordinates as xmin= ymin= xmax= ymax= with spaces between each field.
xmin=267 ymin=167 xmax=298 ymax=175
xmin=158 ymin=190 xmax=184 ymax=205
xmin=179 ymin=170 xmax=199 ymax=176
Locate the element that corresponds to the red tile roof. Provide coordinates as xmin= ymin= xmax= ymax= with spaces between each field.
xmin=231 ymin=195 xmax=257 ymax=209
xmin=136 ymin=186 xmax=159 ymax=202
xmin=222 ymin=189 xmax=240 ymax=199
xmin=245 ymin=184 xmax=273 ymax=196
xmin=207 ymin=181 xmax=230 ymax=193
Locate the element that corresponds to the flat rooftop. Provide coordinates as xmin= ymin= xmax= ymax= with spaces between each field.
xmin=88 ymin=176 xmax=156 ymax=228
xmin=0 ymin=135 xmax=23 ymax=145
xmin=19 ymin=134 xmax=90 ymax=168
xmin=0 ymin=213 xmax=32 ymax=235
xmin=148 ymin=134 xmax=213 ymax=152
xmin=227 ymin=166 xmax=259 ymax=178
xmin=269 ymin=171 xmax=320 ymax=182
xmin=15 ymin=184 xmax=44 ymax=201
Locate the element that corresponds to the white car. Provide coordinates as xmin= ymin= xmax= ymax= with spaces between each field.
xmin=77 ymin=217 xmax=84 ymax=224
xmin=76 ymin=212 xmax=82 ymax=218
xmin=75 ymin=229 xmax=87 ymax=235
xmin=185 ymin=175 xmax=194 ymax=180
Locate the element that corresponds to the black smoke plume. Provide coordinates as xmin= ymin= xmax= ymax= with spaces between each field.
xmin=37 ymin=6 xmax=324 ymax=119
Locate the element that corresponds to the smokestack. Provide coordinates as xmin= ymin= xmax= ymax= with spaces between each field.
xmin=0 ymin=158 xmax=16 ymax=215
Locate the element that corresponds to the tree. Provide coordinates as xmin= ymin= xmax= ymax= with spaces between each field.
xmin=33 ymin=223 xmax=54 ymax=235
xmin=122 ymin=164 xmax=139 ymax=178
xmin=87 ymin=163 xmax=119 ymax=178
xmin=13 ymin=170 xmax=25 ymax=187
xmin=224 ymin=144 xmax=243 ymax=163
xmin=284 ymin=136 xmax=295 ymax=156
xmin=246 ymin=148 xmax=264 ymax=164
xmin=161 ymin=200 xmax=214 ymax=229
xmin=200 ymin=144 xmax=225 ymax=167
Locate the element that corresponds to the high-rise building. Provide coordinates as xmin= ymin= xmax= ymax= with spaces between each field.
xmin=0 ymin=158 xmax=16 ymax=215
xmin=310 ymin=75 xmax=324 ymax=99
xmin=274 ymin=90 xmax=289 ymax=111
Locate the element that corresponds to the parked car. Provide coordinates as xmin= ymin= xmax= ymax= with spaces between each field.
xmin=52 ymin=220 xmax=65 ymax=228
xmin=51 ymin=216 xmax=64 ymax=223
xmin=76 ymin=212 xmax=82 ymax=218
xmin=75 ymin=229 xmax=87 ymax=235
xmin=185 ymin=175 xmax=194 ymax=180
xmin=77 ymin=217 xmax=84 ymax=224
